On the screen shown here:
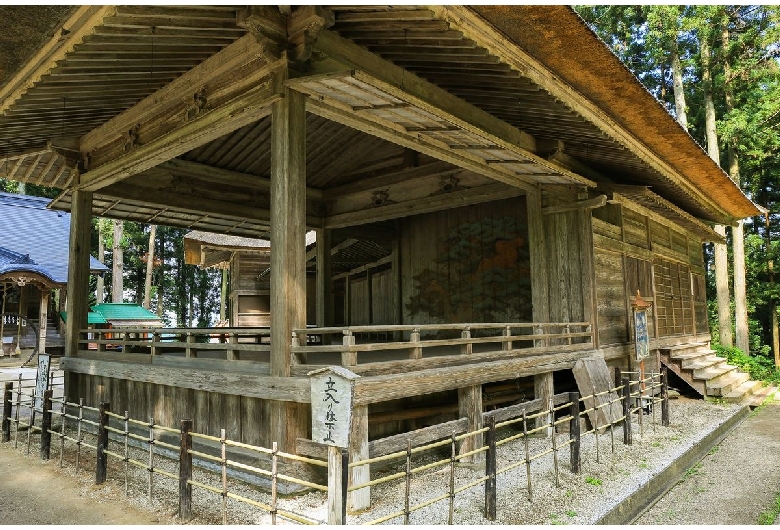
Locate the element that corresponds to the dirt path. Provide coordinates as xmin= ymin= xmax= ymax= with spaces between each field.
xmin=636 ymin=401 xmax=780 ymax=525
xmin=0 ymin=442 xmax=170 ymax=525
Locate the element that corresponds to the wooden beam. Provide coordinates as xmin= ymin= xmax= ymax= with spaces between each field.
xmin=323 ymin=160 xmax=457 ymax=200
xmin=154 ymin=158 xmax=324 ymax=202
xmin=0 ymin=7 xmax=115 ymax=115
xmin=324 ymin=181 xmax=524 ymax=229
xmin=97 ymin=181 xmax=321 ymax=229
xmin=326 ymin=167 xmax=493 ymax=217
xmin=542 ymin=195 xmax=607 ymax=215
xmin=352 ymin=349 xmax=589 ymax=405
xmin=306 ymin=237 xmax=358 ymax=263
xmin=78 ymin=34 xmax=286 ymax=191
xmin=60 ymin=357 xmax=310 ymax=402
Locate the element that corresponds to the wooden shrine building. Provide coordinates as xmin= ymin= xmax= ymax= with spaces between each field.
xmin=0 ymin=5 xmax=760 ymax=508
xmin=0 ymin=192 xmax=107 ymax=357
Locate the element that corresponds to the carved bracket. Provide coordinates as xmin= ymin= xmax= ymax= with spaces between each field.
xmin=288 ymin=6 xmax=335 ymax=63
xmin=123 ymin=124 xmax=141 ymax=153
xmin=185 ymin=87 xmax=208 ymax=121
xmin=439 ymin=175 xmax=460 ymax=193
xmin=370 ymin=189 xmax=391 ymax=207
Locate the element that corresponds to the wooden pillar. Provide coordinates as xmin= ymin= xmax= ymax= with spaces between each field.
xmin=458 ymin=385 xmax=484 ymax=463
xmin=315 ymin=228 xmax=333 ymax=329
xmin=18 ymin=285 xmax=27 ymax=320
xmin=578 ymin=198 xmax=597 ymax=346
xmin=534 ymin=372 xmax=554 ymax=436
xmin=57 ymin=288 xmax=66 ymax=335
xmin=527 ymin=187 xmax=549 ymax=326
xmin=219 ymin=268 xmax=227 ymax=324
xmin=391 ymin=224 xmax=403 ymax=339
xmin=269 ymin=76 xmax=308 ymax=452
xmin=65 ymin=190 xmax=93 ymax=359
xmin=366 ymin=268 xmax=373 ymax=325
xmin=348 ymin=404 xmax=370 ymax=512
xmin=38 ymin=288 xmax=49 ymax=355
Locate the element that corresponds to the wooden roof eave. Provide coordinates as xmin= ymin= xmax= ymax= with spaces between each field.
xmin=440 ymin=5 xmax=759 ymax=224
xmin=606 ymin=187 xmax=726 ymax=244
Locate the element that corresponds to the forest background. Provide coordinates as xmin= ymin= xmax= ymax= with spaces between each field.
xmin=1 ymin=5 xmax=779 ymax=371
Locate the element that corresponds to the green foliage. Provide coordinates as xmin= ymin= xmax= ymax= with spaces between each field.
xmin=685 ymin=461 xmax=703 ymax=478
xmin=714 ymin=345 xmax=780 ymax=384
xmin=758 ymin=493 xmax=780 ymax=525
xmin=585 ymin=476 xmax=602 ymax=486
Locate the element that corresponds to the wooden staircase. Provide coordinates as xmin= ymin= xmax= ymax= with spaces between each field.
xmin=659 ymin=343 xmax=777 ymax=407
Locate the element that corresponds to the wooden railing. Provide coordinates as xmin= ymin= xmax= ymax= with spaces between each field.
xmin=77 ymin=327 xmax=271 ymax=361
xmin=292 ymin=322 xmax=593 ymax=367
xmin=76 ymin=322 xmax=593 ymax=371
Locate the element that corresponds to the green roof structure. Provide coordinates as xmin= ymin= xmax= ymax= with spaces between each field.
xmin=90 ymin=303 xmax=164 ymax=327
xmin=59 ymin=311 xmax=108 ymax=325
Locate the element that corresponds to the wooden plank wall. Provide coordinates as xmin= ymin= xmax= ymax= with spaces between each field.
xmin=400 ymin=198 xmax=531 ymax=331
xmin=543 ymin=208 xmax=589 ymax=330
xmin=70 ymin=373 xmax=273 ymax=446
xmin=592 ymin=200 xmax=707 ymax=344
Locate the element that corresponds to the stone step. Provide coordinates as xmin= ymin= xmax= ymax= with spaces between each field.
xmin=706 ymin=371 xmax=751 ymax=397
xmin=723 ymin=380 xmax=764 ymax=403
xmin=739 ymin=385 xmax=777 ymax=407
xmin=692 ymin=362 xmax=735 ymax=381
xmin=662 ymin=343 xmax=710 ymax=357
xmin=668 ymin=349 xmax=717 ymax=364
xmin=685 ymin=355 xmax=726 ymax=371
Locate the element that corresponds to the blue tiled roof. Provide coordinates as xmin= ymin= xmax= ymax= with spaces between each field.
xmin=0 ymin=192 xmax=107 ymax=284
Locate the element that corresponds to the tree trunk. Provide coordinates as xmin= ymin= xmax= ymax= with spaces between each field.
xmin=766 ymin=213 xmax=779 ymax=366
xmin=670 ymin=39 xmax=687 ymax=129
xmin=143 ymin=225 xmax=156 ymax=310
xmin=96 ymin=219 xmax=105 ymax=304
xmin=702 ymin=30 xmax=734 ymax=347
xmin=111 ymin=220 xmax=124 ymax=303
xmin=157 ymin=228 xmax=164 ymax=318
xmin=722 ymin=23 xmax=750 ymax=354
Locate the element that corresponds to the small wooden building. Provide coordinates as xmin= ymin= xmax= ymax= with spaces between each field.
xmin=0 ymin=5 xmax=761 ymax=508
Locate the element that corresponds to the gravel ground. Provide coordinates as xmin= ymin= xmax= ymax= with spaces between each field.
xmin=0 ymin=396 xmax=748 ymax=525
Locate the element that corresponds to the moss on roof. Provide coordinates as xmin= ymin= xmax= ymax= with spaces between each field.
xmin=0 ymin=6 xmax=74 ymax=86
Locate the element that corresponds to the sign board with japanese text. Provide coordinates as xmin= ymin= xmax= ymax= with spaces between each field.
xmin=630 ymin=291 xmax=652 ymax=362
xmin=308 ymin=366 xmax=359 ymax=448
xmin=634 ymin=309 xmax=650 ymax=361
xmin=34 ymin=353 xmax=51 ymax=421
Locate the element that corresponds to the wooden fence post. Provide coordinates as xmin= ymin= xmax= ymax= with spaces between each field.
xmin=327 ymin=446 xmax=345 ymax=525
xmin=179 ymin=419 xmax=193 ymax=521
xmin=661 ymin=365 xmax=670 ymax=427
xmin=2 ymin=382 xmax=12 ymax=442
xmin=484 ymin=415 xmax=497 ymax=521
xmin=569 ymin=392 xmax=580 ymax=474
xmin=40 ymin=389 xmax=53 ymax=460
xmin=95 ymin=401 xmax=110 ymax=484
xmin=621 ymin=379 xmax=632 ymax=445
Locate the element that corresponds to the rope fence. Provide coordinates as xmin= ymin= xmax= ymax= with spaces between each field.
xmin=1 ymin=366 xmax=672 ymax=525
